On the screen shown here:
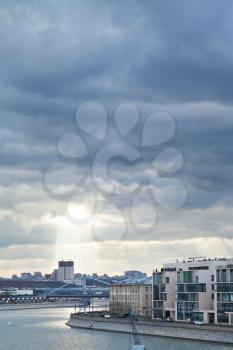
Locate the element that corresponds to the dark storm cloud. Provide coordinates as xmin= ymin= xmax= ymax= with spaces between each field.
xmin=1 ymin=0 xmax=233 ymax=103
xmin=0 ymin=0 xmax=232 ymax=195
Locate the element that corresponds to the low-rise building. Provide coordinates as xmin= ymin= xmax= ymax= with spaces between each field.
xmin=20 ymin=273 xmax=33 ymax=280
xmin=0 ymin=288 xmax=33 ymax=296
xmin=110 ymin=277 xmax=152 ymax=317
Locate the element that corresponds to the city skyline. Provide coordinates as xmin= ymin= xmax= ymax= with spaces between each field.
xmin=0 ymin=257 xmax=150 ymax=279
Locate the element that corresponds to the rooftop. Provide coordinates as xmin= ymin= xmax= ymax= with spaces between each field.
xmin=111 ymin=277 xmax=152 ymax=286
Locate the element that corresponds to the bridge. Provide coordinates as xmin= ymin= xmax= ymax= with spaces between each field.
xmin=0 ymin=280 xmax=109 ymax=304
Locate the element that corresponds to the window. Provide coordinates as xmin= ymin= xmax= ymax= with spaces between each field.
xmin=221 ymin=269 xmax=227 ymax=282
xmin=165 ymin=277 xmax=169 ymax=284
xmin=183 ymin=271 xmax=193 ymax=283
xmin=177 ymin=284 xmax=184 ymax=292
xmin=185 ymin=283 xmax=206 ymax=293
xmin=177 ymin=293 xmax=197 ymax=301
xmin=161 ymin=284 xmax=165 ymax=293
xmin=189 ymin=266 xmax=209 ymax=271
xmin=153 ymin=286 xmax=159 ymax=300
xmin=211 ymin=275 xmax=214 ymax=282
xmin=156 ymin=273 xmax=162 ymax=284
xmin=217 ymin=270 xmax=220 ymax=282
xmin=212 ymin=293 xmax=214 ymax=300
xmin=230 ymin=270 xmax=233 ymax=282
xmin=163 ymin=293 xmax=167 ymax=301
xmin=211 ymin=284 xmax=214 ymax=291
xmin=177 ymin=272 xmax=181 ymax=283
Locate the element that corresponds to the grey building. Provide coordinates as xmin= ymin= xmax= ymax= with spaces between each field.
xmin=110 ymin=277 xmax=152 ymax=317
xmin=58 ymin=261 xmax=74 ymax=282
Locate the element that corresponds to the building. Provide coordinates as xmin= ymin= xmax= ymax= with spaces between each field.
xmin=153 ymin=265 xmax=176 ymax=320
xmin=215 ymin=264 xmax=233 ymax=324
xmin=110 ymin=277 xmax=152 ymax=317
xmin=11 ymin=275 xmax=19 ymax=280
xmin=0 ymin=288 xmax=33 ymax=296
xmin=20 ymin=273 xmax=33 ymax=280
xmin=57 ymin=261 xmax=74 ymax=282
xmin=74 ymin=276 xmax=86 ymax=287
xmin=153 ymin=257 xmax=233 ymax=324
xmin=9 ymin=288 xmax=33 ymax=296
xmin=33 ymin=272 xmax=42 ymax=280
xmin=52 ymin=269 xmax=58 ymax=280
xmin=124 ymin=271 xmax=147 ymax=279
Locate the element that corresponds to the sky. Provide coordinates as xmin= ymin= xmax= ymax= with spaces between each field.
xmin=1 ymin=0 xmax=233 ymax=277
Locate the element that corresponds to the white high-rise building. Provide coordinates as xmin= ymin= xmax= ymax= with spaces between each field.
xmin=57 ymin=261 xmax=74 ymax=282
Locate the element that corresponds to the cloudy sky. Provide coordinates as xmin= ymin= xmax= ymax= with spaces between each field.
xmin=1 ymin=0 xmax=233 ymax=277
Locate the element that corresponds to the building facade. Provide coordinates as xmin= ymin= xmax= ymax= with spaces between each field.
xmin=110 ymin=278 xmax=152 ymax=317
xmin=153 ymin=266 xmax=176 ymax=320
xmin=215 ymin=264 xmax=233 ymax=324
xmin=153 ymin=258 xmax=233 ymax=324
xmin=57 ymin=261 xmax=74 ymax=282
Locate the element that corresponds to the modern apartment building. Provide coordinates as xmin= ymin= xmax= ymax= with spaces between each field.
xmin=153 ymin=257 xmax=233 ymax=324
xmin=215 ymin=264 xmax=233 ymax=324
xmin=110 ymin=277 xmax=152 ymax=317
xmin=152 ymin=266 xmax=176 ymax=320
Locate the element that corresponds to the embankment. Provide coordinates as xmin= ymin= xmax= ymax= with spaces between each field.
xmin=66 ymin=314 xmax=233 ymax=345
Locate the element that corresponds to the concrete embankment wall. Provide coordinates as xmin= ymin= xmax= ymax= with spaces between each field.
xmin=66 ymin=317 xmax=233 ymax=345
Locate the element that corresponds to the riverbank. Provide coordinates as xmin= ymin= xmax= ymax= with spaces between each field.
xmin=66 ymin=314 xmax=233 ymax=345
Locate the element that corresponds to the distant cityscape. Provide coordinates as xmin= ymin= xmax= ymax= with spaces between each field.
xmin=3 ymin=260 xmax=147 ymax=284
xmin=0 ymin=260 xmax=147 ymax=305
xmin=1 ymin=257 xmax=233 ymax=326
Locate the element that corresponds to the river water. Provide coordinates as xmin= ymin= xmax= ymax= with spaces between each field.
xmin=0 ymin=308 xmax=231 ymax=350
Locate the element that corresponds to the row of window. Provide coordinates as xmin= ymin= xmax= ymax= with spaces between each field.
xmin=216 ymin=283 xmax=233 ymax=292
xmin=217 ymin=269 xmax=233 ymax=283
xmin=155 ymin=270 xmax=233 ymax=285
xmin=217 ymin=293 xmax=233 ymax=302
xmin=217 ymin=302 xmax=233 ymax=312
xmin=161 ymin=267 xmax=176 ymax=272
xmin=177 ymin=293 xmax=198 ymax=301
xmin=177 ymin=283 xmax=206 ymax=293
xmin=188 ymin=266 xmax=209 ymax=271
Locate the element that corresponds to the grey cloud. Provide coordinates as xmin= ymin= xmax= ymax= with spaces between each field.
xmin=0 ymin=1 xmax=233 ymax=103
xmin=0 ymin=218 xmax=56 ymax=248
xmin=0 ymin=0 xmax=233 ymax=270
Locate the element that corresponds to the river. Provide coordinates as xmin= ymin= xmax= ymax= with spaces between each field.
xmin=0 ymin=308 xmax=231 ymax=350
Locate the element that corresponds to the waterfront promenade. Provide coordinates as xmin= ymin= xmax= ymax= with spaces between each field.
xmin=66 ymin=313 xmax=233 ymax=345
